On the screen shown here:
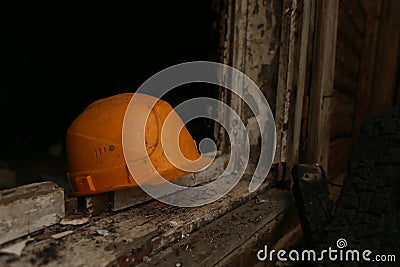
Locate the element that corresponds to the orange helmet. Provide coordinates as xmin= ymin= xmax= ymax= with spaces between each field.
xmin=66 ymin=93 xmax=209 ymax=196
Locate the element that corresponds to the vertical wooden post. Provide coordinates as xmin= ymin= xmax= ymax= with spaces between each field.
xmin=213 ymin=0 xmax=339 ymax=181
xmin=305 ymin=0 xmax=339 ymax=170
xmin=290 ymin=0 xmax=314 ymax=165
xmin=275 ymin=0 xmax=311 ymax=182
xmin=213 ymin=0 xmax=283 ymax=175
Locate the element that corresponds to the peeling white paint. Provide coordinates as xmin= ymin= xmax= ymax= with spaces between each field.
xmin=0 ymin=182 xmax=65 ymax=245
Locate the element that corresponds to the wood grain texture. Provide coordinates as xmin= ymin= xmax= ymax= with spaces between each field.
xmin=215 ymin=0 xmax=281 ymax=168
xmin=330 ymin=89 xmax=356 ymax=116
xmin=329 ymin=114 xmax=354 ymax=140
xmin=136 ymin=188 xmax=297 ymax=267
xmin=77 ymin=155 xmax=229 ymax=213
xmin=340 ymin=0 xmax=366 ymax=35
xmin=293 ymin=0 xmax=314 ymax=166
xmin=367 ymin=0 xmax=400 ymax=114
xmin=6 ymin=177 xmax=275 ymax=267
xmin=276 ymin=0 xmax=305 ymax=181
xmin=305 ymin=0 xmax=339 ymax=170
xmin=0 ymin=182 xmax=65 ymax=245
xmin=329 ymin=89 xmax=356 ymax=139
xmin=337 ymin=3 xmax=364 ymax=55
xmin=335 ymin=31 xmax=361 ymax=78
xmin=328 ymin=137 xmax=353 ymax=179
xmin=333 ymin=65 xmax=359 ymax=96
xmin=328 ymin=170 xmax=346 ymax=203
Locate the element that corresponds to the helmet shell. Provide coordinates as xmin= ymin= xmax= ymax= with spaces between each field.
xmin=66 ymin=93 xmax=202 ymax=196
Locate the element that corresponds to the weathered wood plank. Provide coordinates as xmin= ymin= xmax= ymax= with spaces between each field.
xmin=328 ymin=137 xmax=353 ymax=179
xmin=334 ymin=62 xmax=359 ymax=95
xmin=340 ymin=0 xmax=366 ymax=35
xmin=212 ymin=0 xmax=233 ymax=153
xmin=213 ymin=0 xmax=282 ymax=172
xmin=266 ymin=224 xmax=304 ymax=267
xmin=177 ymin=154 xmax=229 ymax=187
xmin=275 ymin=0 xmax=294 ymax=165
xmin=330 ymin=89 xmax=356 ymax=115
xmin=75 ymin=154 xmax=231 ymax=214
xmin=337 ymin=3 xmax=364 ymax=55
xmin=333 ymin=65 xmax=359 ymax=96
xmin=359 ymin=0 xmax=371 ymax=15
xmin=353 ymin=0 xmax=383 ymax=141
xmin=231 ymin=0 xmax=282 ymax=167
xmin=0 ymin=182 xmax=65 ymax=245
xmin=335 ymin=31 xmax=361 ymax=77
xmin=275 ymin=0 xmax=306 ymax=182
xmin=6 ymin=177 xmax=273 ymax=267
xmin=329 ymin=89 xmax=355 ymax=139
xmin=329 ymin=114 xmax=353 ymax=140
xmin=367 ymin=0 xmax=400 ymax=114
xmin=112 ymin=154 xmax=229 ymax=212
xmin=298 ymin=0 xmax=317 ymax=161
xmin=148 ymin=178 xmax=273 ymax=253
xmin=112 ymin=187 xmax=152 ymax=212
xmin=78 ymin=192 xmax=111 ymax=217
xmin=292 ymin=0 xmax=315 ymax=167
xmin=328 ymin=170 xmax=346 ymax=203
xmin=136 ymin=188 xmax=297 ymax=267
xmin=305 ymin=0 xmax=339 ymax=169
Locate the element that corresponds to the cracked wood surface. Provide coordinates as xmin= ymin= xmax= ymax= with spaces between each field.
xmin=137 ymin=188 xmax=296 ymax=267
xmin=3 ymin=176 xmax=288 ymax=267
xmin=0 ymin=182 xmax=65 ymax=246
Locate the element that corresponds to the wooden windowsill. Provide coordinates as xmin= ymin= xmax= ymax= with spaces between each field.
xmin=1 ymin=174 xmax=301 ymax=267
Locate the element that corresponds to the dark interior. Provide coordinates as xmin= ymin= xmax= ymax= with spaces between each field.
xmin=0 ymin=2 xmax=218 ymax=189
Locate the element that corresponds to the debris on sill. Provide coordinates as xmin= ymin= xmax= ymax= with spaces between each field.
xmin=95 ymin=229 xmax=110 ymax=237
xmin=59 ymin=214 xmax=90 ymax=226
xmin=0 ymin=237 xmax=34 ymax=257
xmin=50 ymin=230 xmax=74 ymax=240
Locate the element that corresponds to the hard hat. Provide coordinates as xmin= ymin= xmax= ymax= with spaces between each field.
xmin=66 ymin=92 xmax=211 ymax=196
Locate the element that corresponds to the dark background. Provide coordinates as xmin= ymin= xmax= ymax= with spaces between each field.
xmin=0 ymin=2 xmax=218 ymax=188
